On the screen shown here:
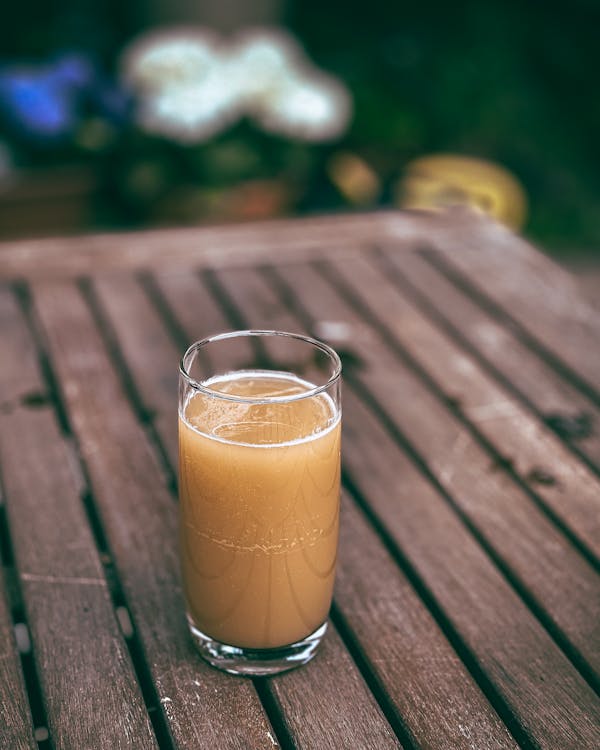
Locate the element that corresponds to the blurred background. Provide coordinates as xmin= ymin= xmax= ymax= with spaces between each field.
xmin=0 ymin=0 xmax=598 ymax=276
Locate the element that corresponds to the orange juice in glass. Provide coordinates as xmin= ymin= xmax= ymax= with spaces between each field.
xmin=179 ymin=331 xmax=341 ymax=675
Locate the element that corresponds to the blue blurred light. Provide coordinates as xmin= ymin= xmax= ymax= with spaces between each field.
xmin=0 ymin=70 xmax=76 ymax=139
xmin=0 ymin=53 xmax=133 ymax=145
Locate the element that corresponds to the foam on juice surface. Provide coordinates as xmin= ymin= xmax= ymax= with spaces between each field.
xmin=183 ymin=370 xmax=339 ymax=447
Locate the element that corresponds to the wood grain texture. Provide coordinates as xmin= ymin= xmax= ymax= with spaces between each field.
xmin=295 ymin=494 xmax=518 ymax=750
xmin=268 ymin=622 xmax=402 ymax=750
xmin=30 ymin=281 xmax=277 ymax=750
xmin=343 ymin=386 xmax=600 ymax=749
xmin=267 ymin=619 xmax=403 ymax=750
xmin=420 ymin=211 xmax=600 ymax=394
xmin=269 ymin=620 xmax=404 ymax=750
xmin=99 ymin=271 xmax=405 ymax=749
xmin=92 ymin=274 xmax=180 ymax=470
xmin=379 ymin=247 xmax=600 ymax=469
xmin=0 ymin=572 xmax=36 ymax=750
xmin=0 ymin=287 xmax=39 ymax=750
xmin=150 ymin=269 xmax=255 ymax=369
xmin=1 ymin=412 xmax=158 ymax=750
xmin=341 ymin=252 xmax=600 ymax=560
xmin=151 ymin=270 xmax=241 ymax=343
xmin=213 ymin=266 xmax=519 ymax=749
xmin=0 ymin=287 xmax=156 ymax=749
xmin=91 ymin=271 xmax=254 ymax=474
xmin=0 ymin=211 xmax=420 ymax=280
xmin=286 ymin=258 xmax=600 ymax=676
xmin=271 ymin=261 xmax=600 ymax=749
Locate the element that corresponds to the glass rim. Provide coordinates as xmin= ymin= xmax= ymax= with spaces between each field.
xmin=179 ymin=330 xmax=342 ymax=404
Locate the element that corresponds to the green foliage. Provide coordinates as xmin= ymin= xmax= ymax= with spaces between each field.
xmin=289 ymin=0 xmax=600 ymax=252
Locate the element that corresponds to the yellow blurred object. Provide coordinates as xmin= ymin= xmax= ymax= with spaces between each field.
xmin=396 ymin=154 xmax=527 ymax=230
xmin=328 ymin=152 xmax=381 ymax=206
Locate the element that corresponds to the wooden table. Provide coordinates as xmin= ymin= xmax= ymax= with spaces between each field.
xmin=1 ymin=209 xmax=599 ymax=750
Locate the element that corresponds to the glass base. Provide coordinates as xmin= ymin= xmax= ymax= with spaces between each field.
xmin=187 ymin=615 xmax=327 ymax=676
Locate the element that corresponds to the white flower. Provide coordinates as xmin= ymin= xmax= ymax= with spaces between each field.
xmin=121 ymin=28 xmax=222 ymax=93
xmin=122 ymin=28 xmax=240 ymax=143
xmin=120 ymin=26 xmax=352 ymax=144
xmin=227 ymin=28 xmax=302 ymax=108
xmin=256 ymin=70 xmax=352 ymax=142
xmin=138 ymin=83 xmax=237 ymax=144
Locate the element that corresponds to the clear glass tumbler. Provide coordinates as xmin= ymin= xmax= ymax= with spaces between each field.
xmin=178 ymin=330 xmax=342 ymax=675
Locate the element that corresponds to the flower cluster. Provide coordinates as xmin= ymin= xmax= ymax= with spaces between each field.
xmin=120 ymin=27 xmax=352 ymax=144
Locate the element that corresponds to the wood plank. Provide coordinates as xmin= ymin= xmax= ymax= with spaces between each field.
xmin=0 ymin=287 xmax=39 ymax=750
xmin=327 ymin=253 xmax=600 ymax=569
xmin=378 ymin=247 xmax=600 ymax=469
xmin=92 ymin=275 xmax=180 ymax=470
xmin=213 ymin=267 xmax=519 ymax=749
xmin=149 ymin=271 xmax=233 ymax=344
xmin=91 ymin=271 xmax=255 ymax=474
xmin=149 ymin=270 xmax=255 ymax=372
xmin=0 ymin=287 xmax=156 ymax=749
xmin=421 ymin=212 xmax=600 ymax=395
xmin=97 ymin=273 xmax=406 ymax=749
xmin=268 ymin=618 xmax=403 ymax=749
xmin=30 ymin=281 xmax=277 ymax=750
xmin=0 ymin=211 xmax=419 ymax=280
xmin=0 ymin=572 xmax=36 ymax=750
xmin=268 ymin=261 xmax=600 ymax=749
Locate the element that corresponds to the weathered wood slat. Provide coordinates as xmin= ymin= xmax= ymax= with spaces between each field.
xmin=149 ymin=270 xmax=255 ymax=370
xmin=423 ymin=214 xmax=600 ymax=394
xmin=212 ymin=267 xmax=519 ymax=749
xmin=0 ymin=287 xmax=156 ymax=749
xmin=268 ymin=262 xmax=600 ymax=749
xmin=269 ymin=619 xmax=404 ymax=749
xmin=0 ymin=287 xmax=40 ymax=750
xmin=0 ymin=574 xmax=36 ymax=750
xmin=290 ymin=257 xmax=600 ymax=674
xmin=378 ymin=247 xmax=600 ymax=469
xmin=30 ymin=281 xmax=277 ymax=750
xmin=92 ymin=275 xmax=180 ymax=470
xmin=97 ymin=271 xmax=405 ymax=749
xmin=150 ymin=270 xmax=238 ymax=343
xmin=0 ymin=212 xmax=417 ymax=280
xmin=329 ymin=253 xmax=600 ymax=560
xmin=344 ymin=386 xmax=600 ymax=748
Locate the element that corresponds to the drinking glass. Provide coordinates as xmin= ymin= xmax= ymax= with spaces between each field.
xmin=179 ymin=330 xmax=342 ymax=675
